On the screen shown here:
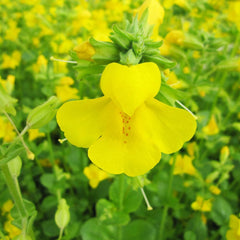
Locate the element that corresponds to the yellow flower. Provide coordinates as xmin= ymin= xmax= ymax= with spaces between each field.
xmin=186 ymin=141 xmax=196 ymax=157
xmin=136 ymin=0 xmax=165 ymax=38
xmin=165 ymin=30 xmax=185 ymax=46
xmin=55 ymin=76 xmax=79 ymax=102
xmin=226 ymin=215 xmax=240 ymax=240
xmin=28 ymin=129 xmax=45 ymax=141
xmin=227 ymin=2 xmax=240 ymax=30
xmin=0 ymin=116 xmax=16 ymax=143
xmin=191 ymin=196 xmax=212 ymax=212
xmin=0 ymin=75 xmax=15 ymax=94
xmin=193 ymin=51 xmax=200 ymax=59
xmin=4 ymin=214 xmax=21 ymax=239
xmin=73 ymin=41 xmax=96 ymax=61
xmin=170 ymin=154 xmax=196 ymax=176
xmin=83 ymin=164 xmax=110 ymax=188
xmin=32 ymin=55 xmax=48 ymax=73
xmin=209 ymin=185 xmax=221 ymax=195
xmin=57 ymin=62 xmax=197 ymax=176
xmin=166 ymin=71 xmax=186 ymax=89
xmin=1 ymin=51 xmax=21 ymax=69
xmin=5 ymin=20 xmax=20 ymax=41
xmin=203 ymin=115 xmax=219 ymax=135
xmin=183 ymin=66 xmax=190 ymax=74
xmin=1 ymin=200 xmax=14 ymax=215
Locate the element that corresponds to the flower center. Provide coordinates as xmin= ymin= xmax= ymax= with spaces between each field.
xmin=120 ymin=111 xmax=131 ymax=144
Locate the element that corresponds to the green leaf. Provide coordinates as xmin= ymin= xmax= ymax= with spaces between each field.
xmin=96 ymin=199 xmax=130 ymax=226
xmin=210 ymin=196 xmax=232 ymax=226
xmin=80 ymin=218 xmax=116 ymax=240
xmin=42 ymin=219 xmax=59 ymax=237
xmin=143 ymin=55 xmax=176 ymax=69
xmin=109 ymin=175 xmax=142 ymax=213
xmin=184 ymin=231 xmax=196 ymax=240
xmin=40 ymin=174 xmax=55 ymax=190
xmin=185 ymin=213 xmax=207 ymax=240
xmin=122 ymin=220 xmax=156 ymax=240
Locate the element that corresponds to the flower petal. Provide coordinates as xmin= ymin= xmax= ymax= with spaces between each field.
xmin=100 ymin=62 xmax=161 ymax=116
xmin=135 ymin=98 xmax=197 ymax=154
xmin=88 ymin=106 xmax=161 ymax=177
xmin=56 ymin=96 xmax=111 ymax=148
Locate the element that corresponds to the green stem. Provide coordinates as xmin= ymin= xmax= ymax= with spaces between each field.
xmin=117 ymin=175 xmax=124 ymax=240
xmin=158 ymin=154 xmax=177 ymax=240
xmin=57 ymin=228 xmax=64 ymax=240
xmin=47 ymin=131 xmax=55 ymax=166
xmin=1 ymin=164 xmax=28 ymax=231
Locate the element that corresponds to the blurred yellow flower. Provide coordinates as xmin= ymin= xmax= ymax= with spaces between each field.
xmin=136 ymin=0 xmax=165 ymax=38
xmin=203 ymin=115 xmax=219 ymax=135
xmin=193 ymin=51 xmax=200 ymax=59
xmin=191 ymin=196 xmax=212 ymax=212
xmin=183 ymin=66 xmax=190 ymax=74
xmin=57 ymin=62 xmax=196 ymax=176
xmin=4 ymin=214 xmax=21 ymax=239
xmin=5 ymin=20 xmax=20 ymax=41
xmin=186 ymin=141 xmax=196 ymax=157
xmin=0 ymin=75 xmax=15 ymax=94
xmin=32 ymin=55 xmax=48 ymax=73
xmin=209 ymin=185 xmax=221 ymax=195
xmin=55 ymin=76 xmax=79 ymax=102
xmin=0 ymin=117 xmax=16 ymax=143
xmin=166 ymin=71 xmax=186 ymax=89
xmin=74 ymin=41 xmax=96 ymax=61
xmin=170 ymin=154 xmax=196 ymax=176
xmin=227 ymin=2 xmax=240 ymax=30
xmin=1 ymin=51 xmax=21 ymax=69
xmin=83 ymin=164 xmax=110 ymax=188
xmin=226 ymin=215 xmax=240 ymax=240
xmin=165 ymin=30 xmax=185 ymax=46
xmin=28 ymin=129 xmax=45 ymax=141
xmin=1 ymin=200 xmax=14 ymax=215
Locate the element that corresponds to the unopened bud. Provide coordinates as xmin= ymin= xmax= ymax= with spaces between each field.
xmin=55 ymin=198 xmax=70 ymax=230
xmin=7 ymin=156 xmax=22 ymax=177
xmin=217 ymin=58 xmax=240 ymax=72
xmin=27 ymin=96 xmax=60 ymax=129
xmin=220 ymin=146 xmax=230 ymax=164
xmin=120 ymin=49 xmax=142 ymax=65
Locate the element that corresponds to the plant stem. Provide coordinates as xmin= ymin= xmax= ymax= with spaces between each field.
xmin=57 ymin=228 xmax=64 ymax=240
xmin=1 ymin=164 xmax=28 ymax=231
xmin=158 ymin=154 xmax=177 ymax=240
xmin=117 ymin=174 xmax=124 ymax=240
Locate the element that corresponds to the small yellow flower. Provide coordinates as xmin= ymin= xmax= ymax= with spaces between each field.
xmin=28 ymin=129 xmax=45 ymax=141
xmin=33 ymin=55 xmax=48 ymax=73
xmin=191 ymin=196 xmax=212 ymax=212
xmin=83 ymin=164 xmax=110 ymax=188
xmin=1 ymin=51 xmax=21 ymax=69
xmin=183 ymin=66 xmax=190 ymax=74
xmin=186 ymin=142 xmax=196 ymax=157
xmin=193 ymin=51 xmax=200 ymax=59
xmin=1 ymin=200 xmax=14 ymax=215
xmin=0 ymin=75 xmax=15 ymax=94
xmin=203 ymin=115 xmax=219 ymax=135
xmin=0 ymin=117 xmax=16 ymax=143
xmin=226 ymin=215 xmax=240 ymax=240
xmin=73 ymin=41 xmax=96 ymax=61
xmin=4 ymin=214 xmax=21 ymax=239
xmin=209 ymin=185 xmax=221 ymax=195
xmin=136 ymin=0 xmax=165 ymax=38
xmin=166 ymin=71 xmax=185 ymax=89
xmin=57 ymin=62 xmax=197 ymax=176
xmin=55 ymin=77 xmax=79 ymax=102
xmin=170 ymin=154 xmax=196 ymax=176
xmin=165 ymin=30 xmax=185 ymax=46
